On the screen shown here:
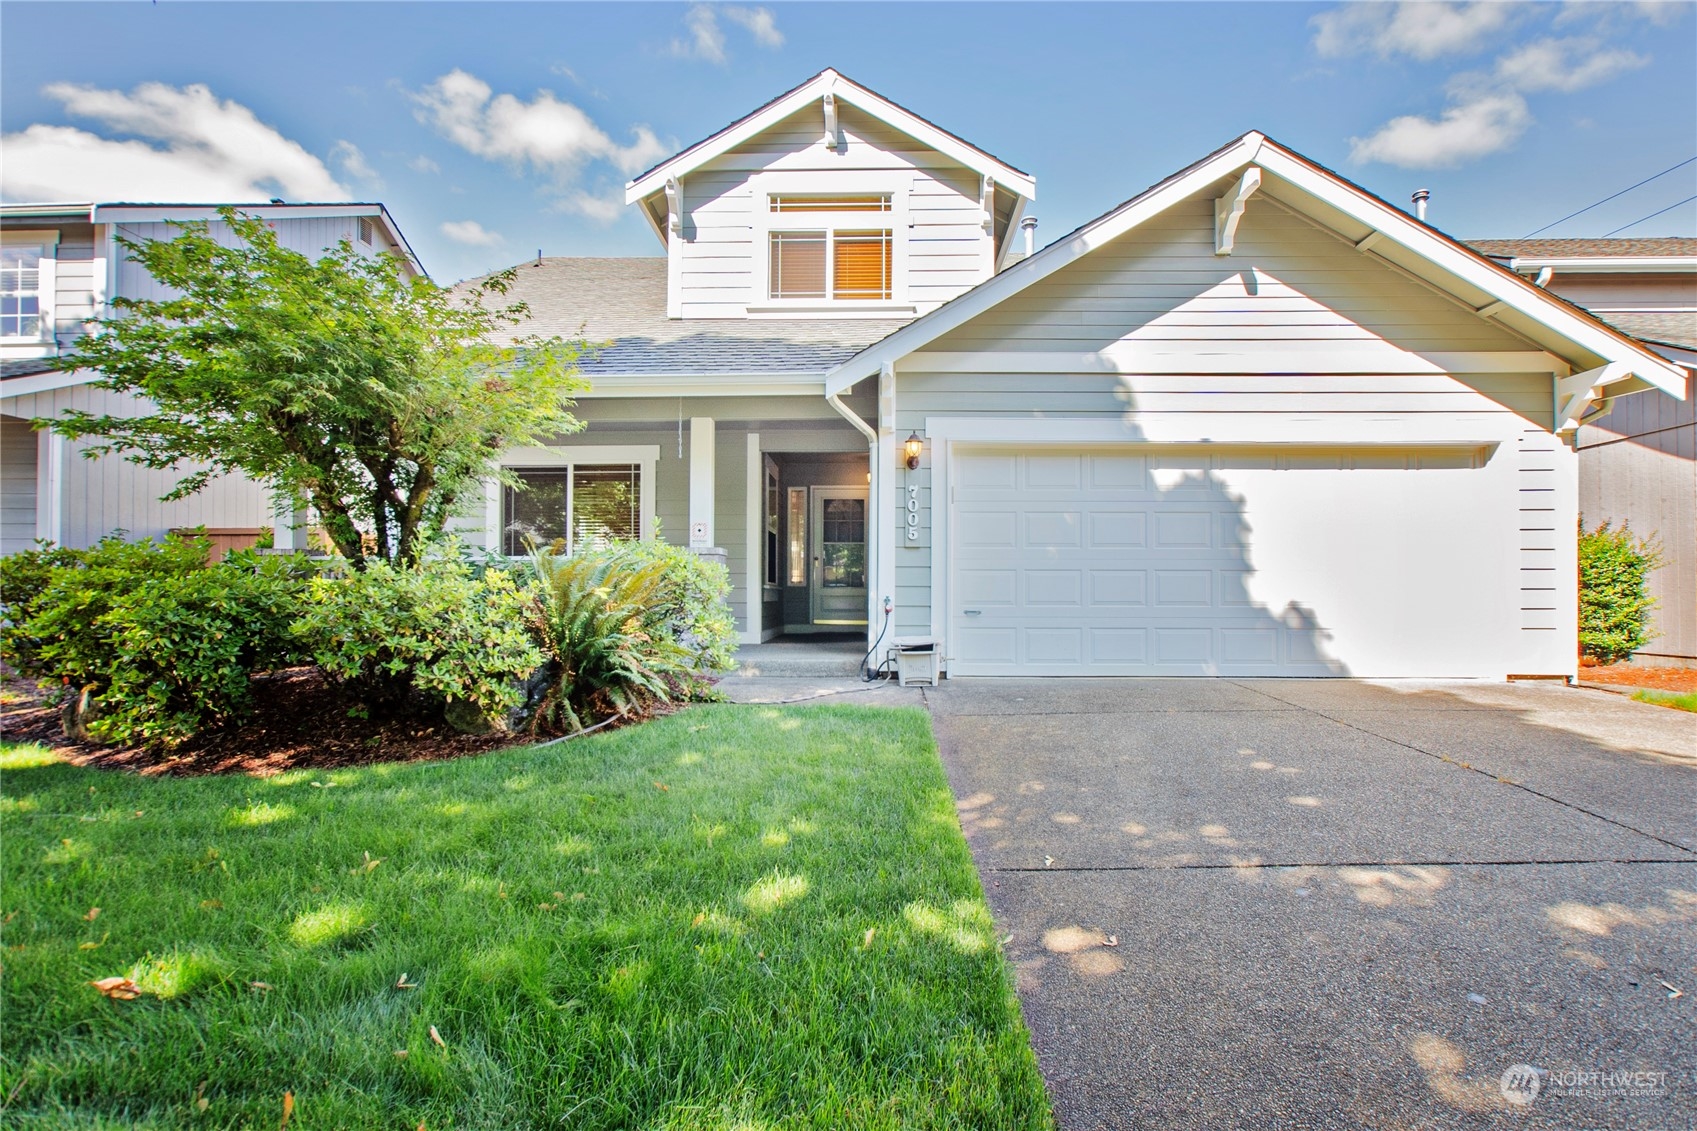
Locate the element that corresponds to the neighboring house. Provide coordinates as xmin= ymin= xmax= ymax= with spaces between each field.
xmin=1469 ymin=239 xmax=1695 ymax=667
xmin=457 ymin=69 xmax=1684 ymax=678
xmin=0 ymin=201 xmax=422 ymax=556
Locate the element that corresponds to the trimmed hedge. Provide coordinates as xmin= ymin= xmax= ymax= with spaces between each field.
xmin=1579 ymin=519 xmax=1661 ymax=663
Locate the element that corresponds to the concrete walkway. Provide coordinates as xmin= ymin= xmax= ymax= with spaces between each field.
xmin=926 ymin=679 xmax=1695 ymax=1130
xmin=719 ymin=637 xmax=928 ymax=706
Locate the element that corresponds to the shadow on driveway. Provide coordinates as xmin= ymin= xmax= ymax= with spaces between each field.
xmin=927 ymin=678 xmax=1696 ymax=1130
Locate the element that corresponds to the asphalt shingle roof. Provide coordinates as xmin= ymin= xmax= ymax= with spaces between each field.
xmin=463 ymin=258 xmax=911 ymax=375
xmin=1595 ymin=311 xmax=1697 ymax=352
xmin=1467 ymin=238 xmax=1697 ymax=259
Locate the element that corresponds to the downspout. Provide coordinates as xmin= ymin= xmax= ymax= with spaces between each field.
xmin=826 ymin=380 xmax=883 ymax=653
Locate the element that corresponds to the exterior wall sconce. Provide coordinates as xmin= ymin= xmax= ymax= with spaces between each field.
xmin=903 ymin=432 xmax=923 ymax=470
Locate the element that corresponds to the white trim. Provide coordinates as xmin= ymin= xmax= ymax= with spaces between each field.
xmin=35 ymin=426 xmax=63 ymax=546
xmin=1504 ymin=256 xmax=1697 ymax=274
xmin=689 ymin=418 xmax=715 ymax=547
xmin=899 ymin=348 xmax=1571 ymax=377
xmin=626 ymin=69 xmax=1035 ymax=205
xmin=1214 ymin=167 xmax=1262 ymax=255
xmin=751 ymin=171 xmax=911 ymax=311
xmin=746 ymin=431 xmax=762 ymax=642
xmin=875 ymin=362 xmax=896 ymax=630
xmin=493 ymin=444 xmax=660 ymax=550
xmin=2 ymin=230 xmax=60 ymax=354
xmin=825 ymin=132 xmax=1686 ymax=401
xmin=0 ymin=367 xmax=97 ymax=398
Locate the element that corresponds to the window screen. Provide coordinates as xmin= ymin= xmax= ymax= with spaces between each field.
xmin=769 ymin=231 xmax=827 ymax=299
xmin=1 ymin=245 xmax=43 ymax=338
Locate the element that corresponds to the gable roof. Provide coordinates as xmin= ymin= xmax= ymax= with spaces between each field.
xmin=1469 ymin=237 xmax=1697 ymax=261
xmin=827 ymin=131 xmax=1688 ymax=404
xmin=625 ymin=68 xmax=1035 ymax=205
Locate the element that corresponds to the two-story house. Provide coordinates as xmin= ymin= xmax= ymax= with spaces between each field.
xmin=459 ymin=69 xmax=1684 ymax=679
xmin=6 ymin=70 xmax=1686 ymax=680
xmin=0 ymin=202 xmax=422 ymax=558
xmin=1471 ymin=238 xmax=1696 ymax=667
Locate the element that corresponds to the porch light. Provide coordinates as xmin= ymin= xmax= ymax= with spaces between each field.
xmin=903 ymin=431 xmax=923 ymax=470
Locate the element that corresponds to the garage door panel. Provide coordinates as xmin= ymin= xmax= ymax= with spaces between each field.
xmin=1089 ymin=453 xmax=1147 ymax=489
xmin=1154 ymin=511 xmax=1212 ymax=547
xmin=1026 ymin=628 xmax=1083 ymax=663
xmin=1153 ymin=570 xmax=1211 ymax=607
xmin=957 ymin=626 xmax=1016 ymax=664
xmin=1025 ymin=454 xmax=1082 ymax=489
xmin=957 ymin=453 xmax=1016 ymax=491
xmin=1089 ymin=569 xmax=1147 ymax=606
xmin=1088 ymin=511 xmax=1147 ymax=546
xmin=1153 ymin=628 xmax=1212 ymax=664
xmin=1024 ymin=511 xmax=1082 ymax=546
xmin=1089 ymin=628 xmax=1148 ymax=663
xmin=958 ymin=511 xmax=1016 ymax=547
xmin=1026 ymin=570 xmax=1083 ymax=606
xmin=1220 ymin=627 xmax=1278 ymax=663
xmin=958 ymin=568 xmax=1016 ymax=606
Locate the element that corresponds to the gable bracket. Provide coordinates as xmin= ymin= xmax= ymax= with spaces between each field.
xmin=1475 ymin=299 xmax=1510 ymax=319
xmin=1354 ymin=230 xmax=1385 ymax=254
xmin=664 ymin=177 xmax=681 ymax=237
xmin=1214 ymin=166 xmax=1263 ymax=256
xmin=821 ymin=92 xmax=840 ymax=150
xmin=980 ymin=175 xmax=996 ymax=234
xmin=1555 ymin=362 xmax=1630 ymax=433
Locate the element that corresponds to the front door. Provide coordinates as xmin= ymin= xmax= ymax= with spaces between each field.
xmin=810 ymin=487 xmax=868 ymax=625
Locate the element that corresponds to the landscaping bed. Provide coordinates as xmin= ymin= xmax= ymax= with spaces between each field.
xmin=1578 ymin=663 xmax=1697 ymax=694
xmin=0 ymin=705 xmax=1051 ymax=1129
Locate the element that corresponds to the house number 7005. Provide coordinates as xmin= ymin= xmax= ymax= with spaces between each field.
xmin=905 ymin=484 xmax=920 ymax=541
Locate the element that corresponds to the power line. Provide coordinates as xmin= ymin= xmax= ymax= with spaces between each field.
xmin=1601 ymin=194 xmax=1697 ymax=238
xmin=1522 ymin=156 xmax=1696 ymax=238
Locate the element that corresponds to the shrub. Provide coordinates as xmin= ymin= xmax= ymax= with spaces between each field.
xmin=522 ymin=546 xmax=694 ymax=734
xmin=1579 ymin=519 xmax=1662 ymax=663
xmin=616 ymin=539 xmax=737 ymax=681
xmin=7 ymin=534 xmax=211 ymax=685
xmin=89 ymin=556 xmax=310 ymax=746
xmin=293 ymin=552 xmax=541 ymax=728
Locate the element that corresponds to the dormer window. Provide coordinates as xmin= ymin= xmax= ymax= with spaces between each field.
xmin=767 ymin=194 xmax=894 ymax=302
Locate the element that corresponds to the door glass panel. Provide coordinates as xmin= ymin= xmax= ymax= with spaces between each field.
xmin=820 ymin=497 xmax=865 ymax=588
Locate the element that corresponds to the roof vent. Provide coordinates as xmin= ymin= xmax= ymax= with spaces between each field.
xmin=1412 ymin=189 xmax=1430 ymax=222
xmin=269 ymin=197 xmax=285 ymax=205
xmin=1021 ymin=215 xmax=1038 ymax=259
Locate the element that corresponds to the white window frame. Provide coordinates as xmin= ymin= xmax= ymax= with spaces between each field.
xmin=486 ymin=444 xmax=659 ymax=554
xmin=763 ymin=454 xmax=782 ymax=591
xmin=749 ymin=171 xmax=912 ymax=316
xmin=1 ymin=230 xmax=60 ymax=356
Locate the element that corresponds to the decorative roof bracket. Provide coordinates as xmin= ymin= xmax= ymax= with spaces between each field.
xmin=1214 ymin=166 xmax=1262 ymax=255
xmin=821 ymin=92 xmax=839 ymax=150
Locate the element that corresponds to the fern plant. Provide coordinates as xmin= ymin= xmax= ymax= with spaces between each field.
xmin=522 ymin=547 xmax=693 ymax=734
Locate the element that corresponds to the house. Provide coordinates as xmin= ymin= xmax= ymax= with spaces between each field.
xmin=458 ymin=69 xmax=1684 ymax=678
xmin=1469 ymin=239 xmax=1695 ymax=667
xmin=0 ymin=201 xmax=422 ymax=556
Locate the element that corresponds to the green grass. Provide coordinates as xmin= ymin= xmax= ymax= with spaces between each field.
xmin=0 ymin=705 xmax=1051 ymax=1130
xmin=1631 ymin=689 xmax=1697 ymax=712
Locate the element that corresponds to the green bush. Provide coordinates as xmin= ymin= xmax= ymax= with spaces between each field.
xmin=523 ymin=546 xmax=695 ymax=734
xmin=616 ymin=539 xmax=737 ymax=682
xmin=293 ymin=552 xmax=542 ymax=727
xmin=6 ymin=533 xmax=211 ymax=685
xmin=89 ymin=556 xmax=310 ymax=746
xmin=1579 ymin=519 xmax=1662 ymax=663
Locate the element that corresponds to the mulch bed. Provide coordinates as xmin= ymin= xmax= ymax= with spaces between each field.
xmin=0 ymin=667 xmax=538 ymax=777
xmin=1577 ymin=663 xmax=1697 ymax=694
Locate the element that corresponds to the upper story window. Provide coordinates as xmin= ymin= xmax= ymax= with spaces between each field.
xmin=767 ymin=194 xmax=894 ymax=302
xmin=1 ymin=244 xmax=45 ymax=339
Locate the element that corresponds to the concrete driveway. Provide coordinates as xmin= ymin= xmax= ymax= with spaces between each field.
xmin=926 ymin=679 xmax=1696 ymax=1130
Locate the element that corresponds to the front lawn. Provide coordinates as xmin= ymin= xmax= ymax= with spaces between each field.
xmin=0 ymin=705 xmax=1050 ymax=1129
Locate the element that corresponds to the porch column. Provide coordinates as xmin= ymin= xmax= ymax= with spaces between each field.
xmin=689 ymin=417 xmax=715 ymax=548
xmin=271 ymin=490 xmax=309 ymax=552
xmin=35 ymin=427 xmax=63 ymax=546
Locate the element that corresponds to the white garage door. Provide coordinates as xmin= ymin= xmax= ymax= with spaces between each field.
xmin=948 ymin=445 xmax=1507 ymax=677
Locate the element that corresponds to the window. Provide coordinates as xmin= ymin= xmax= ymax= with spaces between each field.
xmin=787 ymin=488 xmax=807 ymax=585
xmin=763 ymin=460 xmax=781 ymax=587
xmin=766 ymin=194 xmax=894 ymax=302
xmin=1 ymin=244 xmax=44 ymax=339
xmin=502 ymin=463 xmax=640 ymax=555
xmin=357 ymin=217 xmax=375 ymax=245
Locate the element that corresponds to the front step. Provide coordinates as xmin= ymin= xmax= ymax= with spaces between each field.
xmin=728 ymin=640 xmax=866 ymax=679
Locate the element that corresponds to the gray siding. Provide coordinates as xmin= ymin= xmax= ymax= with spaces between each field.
xmin=1577 ymin=372 xmax=1696 ymax=662
xmin=1 ymin=415 xmax=38 ymax=554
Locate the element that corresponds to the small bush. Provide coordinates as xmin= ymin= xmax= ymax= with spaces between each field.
xmin=90 ymin=556 xmax=310 ymax=746
xmin=294 ymin=552 xmax=542 ymax=727
xmin=1579 ymin=519 xmax=1662 ymax=663
xmin=523 ymin=546 xmax=695 ymax=733
xmin=616 ymin=539 xmax=737 ymax=683
xmin=7 ymin=533 xmax=211 ymax=685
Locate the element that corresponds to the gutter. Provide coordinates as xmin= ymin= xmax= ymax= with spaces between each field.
xmin=825 ymin=388 xmax=876 ymax=443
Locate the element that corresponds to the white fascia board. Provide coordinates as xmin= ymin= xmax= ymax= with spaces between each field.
xmin=577 ymin=372 xmax=828 ymax=398
xmin=824 ymin=134 xmax=1267 ymax=394
xmin=92 ymin=203 xmax=383 ymax=223
xmin=625 ymin=70 xmax=1035 ymax=207
xmin=0 ymin=366 xmax=98 ymax=399
xmin=0 ymin=203 xmax=95 ymax=221
xmin=1249 ymin=145 xmax=1687 ymax=398
xmin=1507 ymin=256 xmax=1697 ymax=274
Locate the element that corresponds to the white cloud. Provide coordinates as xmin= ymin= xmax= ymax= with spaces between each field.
xmin=330 ymin=139 xmax=379 ymax=183
xmin=724 ymin=6 xmax=784 ymax=48
xmin=556 ymin=191 xmax=626 ymax=223
xmin=1313 ymin=2 xmax=1521 ymax=61
xmin=1350 ymin=90 xmax=1532 ymax=167
xmin=1 ymin=81 xmax=347 ymax=203
xmin=440 ymin=219 xmax=503 ymax=246
xmin=1555 ymin=1 xmax=1685 ymax=29
xmin=410 ymin=69 xmax=666 ymax=178
xmin=1494 ymin=36 xmax=1649 ymax=91
xmin=407 ymin=154 xmax=441 ymax=175
xmin=670 ymin=4 xmax=728 ymax=63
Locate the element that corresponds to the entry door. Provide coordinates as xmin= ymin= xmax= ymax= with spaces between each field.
xmin=810 ymin=487 xmax=868 ymax=625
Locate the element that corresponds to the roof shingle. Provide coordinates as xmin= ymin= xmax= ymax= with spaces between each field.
xmin=1467 ymin=237 xmax=1697 ymax=260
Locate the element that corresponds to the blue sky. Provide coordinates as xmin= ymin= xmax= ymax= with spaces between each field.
xmin=4 ymin=1 xmax=1694 ymax=282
